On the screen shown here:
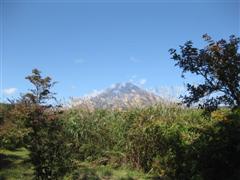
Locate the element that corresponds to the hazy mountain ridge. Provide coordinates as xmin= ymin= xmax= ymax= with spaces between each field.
xmin=70 ymin=82 xmax=162 ymax=110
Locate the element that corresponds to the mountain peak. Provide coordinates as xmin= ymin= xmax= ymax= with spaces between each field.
xmin=71 ymin=82 xmax=162 ymax=110
xmin=106 ymin=82 xmax=142 ymax=95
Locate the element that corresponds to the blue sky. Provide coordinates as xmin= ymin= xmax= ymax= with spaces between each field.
xmin=1 ymin=0 xmax=239 ymax=102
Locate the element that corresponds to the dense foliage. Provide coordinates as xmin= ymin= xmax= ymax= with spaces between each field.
xmin=60 ymin=105 xmax=240 ymax=179
xmin=1 ymin=101 xmax=240 ymax=179
xmin=169 ymin=35 xmax=240 ymax=110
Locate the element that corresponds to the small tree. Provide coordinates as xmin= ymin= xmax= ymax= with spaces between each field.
xmin=23 ymin=68 xmax=56 ymax=105
xmin=169 ymin=34 xmax=240 ymax=110
xmin=16 ymin=69 xmax=70 ymax=179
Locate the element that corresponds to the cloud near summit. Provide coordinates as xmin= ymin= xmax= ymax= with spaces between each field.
xmin=139 ymin=79 xmax=147 ymax=85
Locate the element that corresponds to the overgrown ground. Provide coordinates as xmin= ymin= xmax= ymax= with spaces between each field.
xmin=0 ymin=148 xmax=152 ymax=180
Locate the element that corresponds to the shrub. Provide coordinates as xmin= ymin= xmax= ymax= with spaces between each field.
xmin=12 ymin=69 xmax=72 ymax=179
xmin=63 ymin=109 xmax=116 ymax=161
xmin=126 ymin=105 xmax=214 ymax=179
xmin=0 ymin=121 xmax=30 ymax=149
xmin=0 ymin=103 xmax=30 ymax=149
xmin=190 ymin=119 xmax=240 ymax=180
xmin=211 ymin=109 xmax=232 ymax=122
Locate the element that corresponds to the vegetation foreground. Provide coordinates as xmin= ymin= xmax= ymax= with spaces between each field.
xmin=1 ymin=102 xmax=240 ymax=179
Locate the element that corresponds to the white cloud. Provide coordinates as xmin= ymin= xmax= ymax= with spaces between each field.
xmin=74 ymin=58 xmax=85 ymax=64
xmin=127 ymin=75 xmax=147 ymax=86
xmin=3 ymin=88 xmax=17 ymax=95
xmin=84 ymin=89 xmax=104 ymax=98
xmin=139 ymin=79 xmax=147 ymax=85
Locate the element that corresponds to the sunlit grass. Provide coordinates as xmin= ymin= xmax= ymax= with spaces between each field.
xmin=0 ymin=148 xmax=151 ymax=180
xmin=64 ymin=161 xmax=152 ymax=180
xmin=0 ymin=148 xmax=34 ymax=180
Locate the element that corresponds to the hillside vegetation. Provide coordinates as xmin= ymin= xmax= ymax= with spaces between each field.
xmin=1 ymin=103 xmax=240 ymax=179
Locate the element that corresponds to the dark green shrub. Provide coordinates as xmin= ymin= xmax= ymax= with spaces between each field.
xmin=189 ymin=116 xmax=240 ymax=180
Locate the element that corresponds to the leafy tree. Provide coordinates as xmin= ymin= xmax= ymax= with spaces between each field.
xmin=169 ymin=34 xmax=240 ymax=110
xmin=15 ymin=69 xmax=70 ymax=179
xmin=23 ymin=68 xmax=56 ymax=105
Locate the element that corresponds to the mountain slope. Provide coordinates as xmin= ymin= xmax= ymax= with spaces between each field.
xmin=70 ymin=82 xmax=162 ymax=110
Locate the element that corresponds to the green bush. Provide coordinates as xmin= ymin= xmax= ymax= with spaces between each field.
xmin=0 ymin=103 xmax=30 ymax=149
xmin=0 ymin=121 xmax=30 ymax=149
xmin=189 ymin=118 xmax=240 ymax=179
xmin=126 ymin=105 xmax=208 ymax=178
xmin=62 ymin=108 xmax=146 ymax=164
xmin=19 ymin=105 xmax=72 ymax=179
xmin=63 ymin=109 xmax=117 ymax=161
xmin=125 ymin=106 xmax=240 ymax=179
